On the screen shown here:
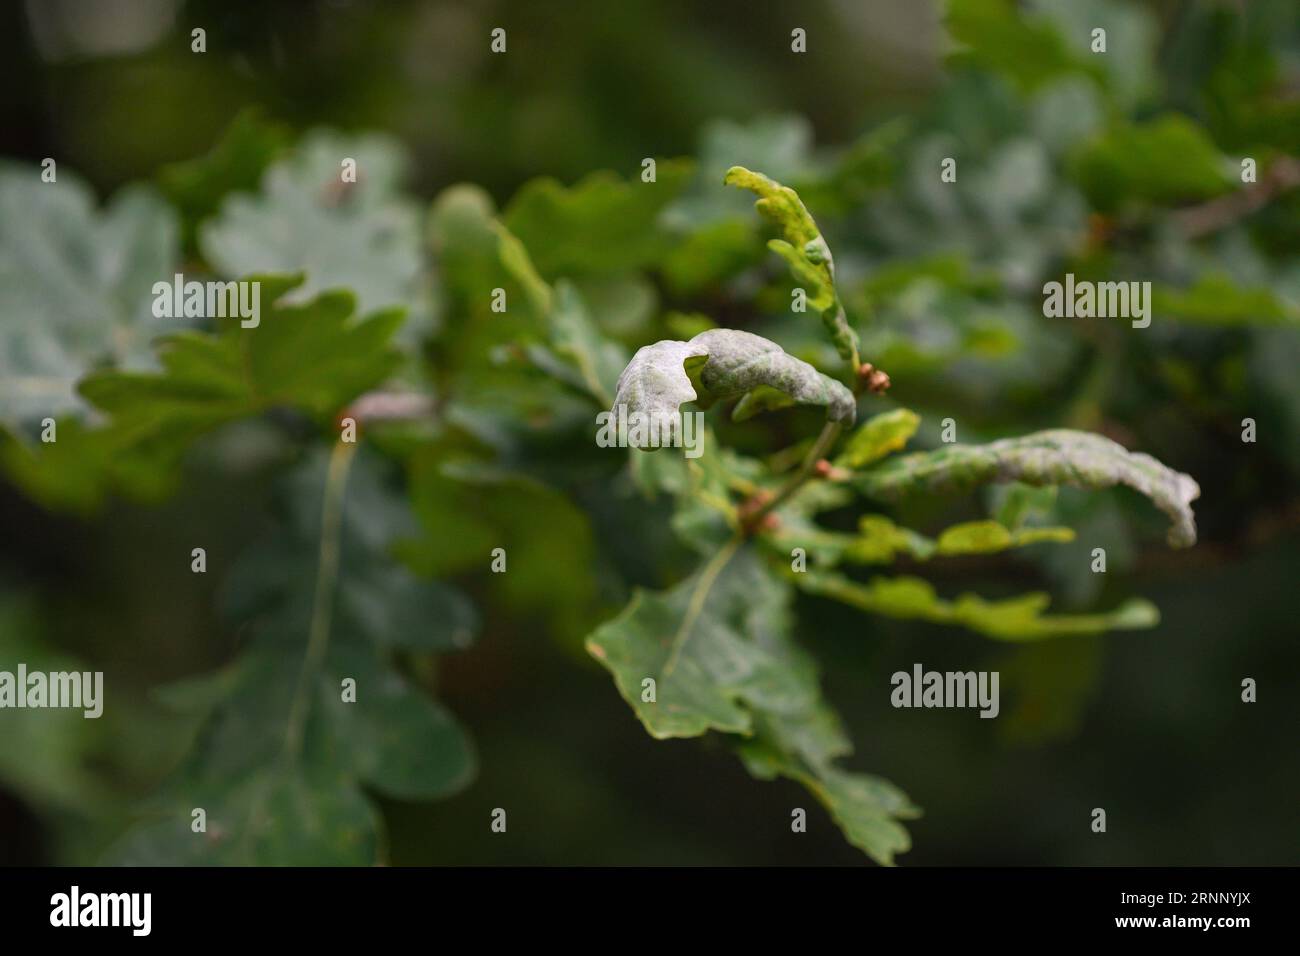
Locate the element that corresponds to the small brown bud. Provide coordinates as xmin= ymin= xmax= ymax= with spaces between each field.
xmin=857 ymin=362 xmax=891 ymax=394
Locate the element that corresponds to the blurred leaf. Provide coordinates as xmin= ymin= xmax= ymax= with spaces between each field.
xmin=661 ymin=219 xmax=760 ymax=295
xmin=406 ymin=448 xmax=601 ymax=636
xmin=0 ymin=420 xmax=124 ymax=514
xmin=0 ymin=600 xmax=99 ymax=810
xmin=498 ymin=232 xmax=627 ymax=404
xmin=77 ymin=275 xmax=403 ymax=477
xmin=1153 ymin=273 xmax=1298 ymax=326
xmin=945 ymin=0 xmax=1098 ymax=92
xmin=1073 ymin=115 xmax=1233 ymax=211
xmin=990 ymin=482 xmax=1059 ymax=530
xmin=158 ymin=109 xmax=290 ymax=254
xmin=774 ymin=513 xmax=936 ymax=566
xmin=0 ymin=162 xmax=179 ymax=427
xmin=997 ymin=638 xmax=1103 ymax=745
xmin=201 ymin=131 xmax=428 ymax=335
xmin=502 ymin=161 xmax=694 ymax=278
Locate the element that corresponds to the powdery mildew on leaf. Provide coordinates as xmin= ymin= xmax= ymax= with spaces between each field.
xmin=855 ymin=429 xmax=1200 ymax=548
xmin=611 ymin=340 xmax=711 ymax=440
xmin=689 ymin=329 xmax=856 ymax=424
xmin=610 ymin=328 xmax=856 ymax=444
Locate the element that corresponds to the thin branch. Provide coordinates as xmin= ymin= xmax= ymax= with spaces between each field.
xmin=1174 ymin=156 xmax=1300 ymax=238
xmin=743 ymin=420 xmax=843 ymax=532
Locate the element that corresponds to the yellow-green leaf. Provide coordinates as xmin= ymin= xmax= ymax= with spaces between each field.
xmin=837 ymin=408 xmax=922 ymax=468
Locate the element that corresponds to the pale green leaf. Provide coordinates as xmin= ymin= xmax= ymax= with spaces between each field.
xmin=200 ymin=131 xmax=428 ymax=335
xmin=837 ymin=408 xmax=921 ymax=468
xmin=0 ymin=162 xmax=179 ymax=427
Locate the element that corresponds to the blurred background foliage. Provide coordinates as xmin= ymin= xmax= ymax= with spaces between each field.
xmin=0 ymin=0 xmax=1297 ymax=864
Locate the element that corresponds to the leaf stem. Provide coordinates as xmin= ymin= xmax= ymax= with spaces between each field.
xmin=746 ymin=420 xmax=842 ymax=530
xmin=282 ymin=438 xmax=357 ymax=762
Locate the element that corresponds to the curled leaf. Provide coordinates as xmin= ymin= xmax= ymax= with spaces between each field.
xmin=855 ymin=429 xmax=1200 ymax=548
xmin=611 ymin=340 xmax=711 ymax=444
xmin=724 ymin=165 xmax=859 ymax=363
xmin=610 ymin=328 xmax=856 ymax=448
xmin=689 ymin=329 xmax=855 ymax=424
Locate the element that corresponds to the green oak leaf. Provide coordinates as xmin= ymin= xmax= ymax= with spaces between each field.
xmin=769 ymin=513 xmax=935 ymax=567
xmin=77 ymin=274 xmax=404 ymax=471
xmin=222 ymin=451 xmax=478 ymax=655
xmin=798 ymin=569 xmax=1159 ymax=641
xmin=586 ymin=545 xmax=916 ymax=864
xmin=738 ymin=731 xmax=918 ymax=865
xmin=836 ymin=408 xmax=922 ymax=468
xmin=855 ymin=429 xmax=1200 ymax=548
xmin=724 ymin=165 xmax=859 ymax=363
xmin=772 ymin=513 xmax=1072 ymax=568
xmin=5 ymin=275 xmax=405 ymax=511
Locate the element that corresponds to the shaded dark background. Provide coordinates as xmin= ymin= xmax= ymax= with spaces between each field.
xmin=0 ymin=0 xmax=1296 ymax=865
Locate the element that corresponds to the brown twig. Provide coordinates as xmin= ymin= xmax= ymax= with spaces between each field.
xmin=1174 ymin=156 xmax=1300 ymax=238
